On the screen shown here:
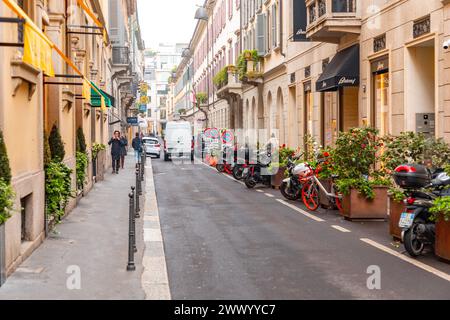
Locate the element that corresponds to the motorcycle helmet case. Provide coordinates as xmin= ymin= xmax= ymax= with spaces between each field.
xmin=393 ymin=164 xmax=431 ymax=189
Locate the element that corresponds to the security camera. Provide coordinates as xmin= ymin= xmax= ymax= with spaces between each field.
xmin=443 ymin=40 xmax=450 ymax=50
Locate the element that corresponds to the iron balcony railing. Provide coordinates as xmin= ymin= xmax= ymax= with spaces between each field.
xmin=112 ymin=47 xmax=130 ymax=66
xmin=308 ymin=0 xmax=357 ymax=24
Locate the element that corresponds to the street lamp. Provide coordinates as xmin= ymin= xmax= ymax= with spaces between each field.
xmin=195 ymin=5 xmax=212 ymax=128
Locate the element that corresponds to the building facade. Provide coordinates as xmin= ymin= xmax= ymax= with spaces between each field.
xmin=144 ymin=44 xmax=185 ymax=136
xmin=0 ymin=0 xmax=143 ymax=286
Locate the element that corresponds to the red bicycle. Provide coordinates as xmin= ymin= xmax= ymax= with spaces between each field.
xmin=301 ymin=161 xmax=343 ymax=212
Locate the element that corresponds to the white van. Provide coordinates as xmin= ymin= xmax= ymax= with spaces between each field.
xmin=164 ymin=121 xmax=193 ymax=161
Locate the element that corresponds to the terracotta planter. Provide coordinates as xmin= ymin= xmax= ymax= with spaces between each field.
xmin=341 ymin=187 xmax=388 ymax=220
xmin=318 ymin=179 xmax=333 ymax=209
xmin=96 ymin=150 xmax=106 ymax=182
xmin=435 ymin=217 xmax=450 ymax=261
xmin=271 ymin=166 xmax=286 ymax=188
xmin=0 ymin=223 xmax=5 ymax=287
xmin=389 ymin=198 xmax=405 ymax=240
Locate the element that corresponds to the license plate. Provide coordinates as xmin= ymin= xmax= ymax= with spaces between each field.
xmin=399 ymin=212 xmax=415 ymax=228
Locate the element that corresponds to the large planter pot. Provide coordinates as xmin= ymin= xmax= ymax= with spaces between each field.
xmin=96 ymin=150 xmax=106 ymax=182
xmin=435 ymin=217 xmax=450 ymax=261
xmin=341 ymin=187 xmax=388 ymax=220
xmin=271 ymin=166 xmax=286 ymax=189
xmin=389 ymin=198 xmax=405 ymax=240
xmin=0 ymin=223 xmax=5 ymax=287
xmin=318 ymin=179 xmax=333 ymax=209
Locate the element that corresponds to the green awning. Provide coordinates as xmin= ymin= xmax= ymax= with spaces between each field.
xmin=90 ymin=81 xmax=113 ymax=107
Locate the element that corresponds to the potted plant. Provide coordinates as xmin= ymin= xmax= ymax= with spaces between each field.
xmin=333 ymin=128 xmax=390 ymax=220
xmin=0 ymin=130 xmax=14 ymax=226
xmin=196 ymin=92 xmax=207 ymax=107
xmin=429 ymin=194 xmax=450 ymax=261
xmin=381 ymin=132 xmax=450 ymax=238
xmin=213 ymin=67 xmax=228 ymax=89
xmin=92 ymin=143 xmax=106 ymax=182
xmin=270 ymin=145 xmax=295 ymax=188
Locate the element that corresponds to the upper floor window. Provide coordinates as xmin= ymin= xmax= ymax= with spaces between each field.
xmin=332 ymin=0 xmax=356 ymax=13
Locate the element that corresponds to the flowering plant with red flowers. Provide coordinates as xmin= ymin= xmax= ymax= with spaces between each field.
xmin=333 ymin=127 xmax=389 ymax=199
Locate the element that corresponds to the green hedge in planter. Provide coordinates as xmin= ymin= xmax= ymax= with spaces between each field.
xmin=92 ymin=143 xmax=106 ymax=160
xmin=0 ymin=130 xmax=14 ymax=225
xmin=45 ymin=161 xmax=73 ymax=223
xmin=76 ymin=127 xmax=87 ymax=153
xmin=76 ymin=151 xmax=88 ymax=191
xmin=49 ymin=124 xmax=65 ymax=162
xmin=430 ymin=196 xmax=450 ymax=222
xmin=0 ymin=179 xmax=14 ymax=225
xmin=0 ymin=130 xmax=11 ymax=184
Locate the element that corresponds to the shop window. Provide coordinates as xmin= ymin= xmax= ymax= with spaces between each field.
xmin=321 ymin=92 xmax=339 ymax=147
xmin=373 ymin=72 xmax=389 ymax=136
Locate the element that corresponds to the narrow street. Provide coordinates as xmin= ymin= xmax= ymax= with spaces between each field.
xmin=153 ymin=158 xmax=450 ymax=300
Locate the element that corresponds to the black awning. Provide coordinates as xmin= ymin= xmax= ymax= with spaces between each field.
xmin=316 ymin=45 xmax=360 ymax=92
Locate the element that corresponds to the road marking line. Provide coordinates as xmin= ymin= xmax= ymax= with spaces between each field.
xmin=265 ymin=193 xmax=275 ymax=198
xmin=276 ymin=199 xmax=325 ymax=222
xmin=331 ymin=225 xmax=351 ymax=233
xmin=360 ymin=238 xmax=450 ymax=282
xmin=256 ymin=189 xmax=264 ymax=193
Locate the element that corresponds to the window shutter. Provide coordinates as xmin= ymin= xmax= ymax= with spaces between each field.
xmin=272 ymin=4 xmax=277 ymax=48
xmin=256 ymin=13 xmax=266 ymax=56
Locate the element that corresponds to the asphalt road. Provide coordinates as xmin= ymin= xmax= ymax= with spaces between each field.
xmin=152 ymin=157 xmax=450 ymax=300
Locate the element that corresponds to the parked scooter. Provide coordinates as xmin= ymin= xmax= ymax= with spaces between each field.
xmin=280 ymin=155 xmax=309 ymax=201
xmin=216 ymin=145 xmax=237 ymax=175
xmin=393 ymin=164 xmax=450 ymax=257
xmin=232 ymin=145 xmax=251 ymax=181
xmin=244 ymin=151 xmax=272 ymax=189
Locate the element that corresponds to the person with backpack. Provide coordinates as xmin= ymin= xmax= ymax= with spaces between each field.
xmin=132 ymin=133 xmax=143 ymax=164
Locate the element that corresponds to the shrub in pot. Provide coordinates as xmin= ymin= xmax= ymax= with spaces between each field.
xmin=270 ymin=145 xmax=295 ymax=188
xmin=333 ymin=128 xmax=390 ymax=219
xmin=0 ymin=130 xmax=14 ymax=225
xmin=429 ymin=195 xmax=450 ymax=261
xmin=381 ymin=132 xmax=450 ymax=237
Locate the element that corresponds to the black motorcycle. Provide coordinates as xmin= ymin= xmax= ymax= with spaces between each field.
xmin=279 ymin=155 xmax=306 ymax=201
xmin=244 ymin=151 xmax=272 ymax=189
xmin=394 ymin=164 xmax=450 ymax=257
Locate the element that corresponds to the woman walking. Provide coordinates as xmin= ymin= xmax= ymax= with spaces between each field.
xmin=120 ymin=134 xmax=128 ymax=169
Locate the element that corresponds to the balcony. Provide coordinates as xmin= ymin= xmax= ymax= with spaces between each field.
xmin=306 ymin=0 xmax=361 ymax=43
xmin=214 ymin=66 xmax=243 ymax=99
xmin=112 ymin=47 xmax=130 ymax=66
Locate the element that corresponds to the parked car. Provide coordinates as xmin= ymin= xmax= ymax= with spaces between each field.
xmin=164 ymin=121 xmax=194 ymax=161
xmin=143 ymin=137 xmax=161 ymax=158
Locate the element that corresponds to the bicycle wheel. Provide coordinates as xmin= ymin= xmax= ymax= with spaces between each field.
xmin=330 ymin=183 xmax=343 ymax=213
xmin=302 ymin=180 xmax=320 ymax=211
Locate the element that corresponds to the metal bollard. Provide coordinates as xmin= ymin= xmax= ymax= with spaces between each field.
xmin=141 ymin=153 xmax=145 ymax=181
xmin=127 ymin=191 xmax=136 ymax=271
xmin=135 ymin=183 xmax=140 ymax=219
xmin=136 ymin=168 xmax=142 ymax=196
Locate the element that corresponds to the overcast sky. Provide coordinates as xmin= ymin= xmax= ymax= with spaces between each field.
xmin=137 ymin=0 xmax=202 ymax=49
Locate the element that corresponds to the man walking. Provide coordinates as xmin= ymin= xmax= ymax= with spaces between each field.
xmin=108 ymin=131 xmax=125 ymax=174
xmin=132 ymin=132 xmax=143 ymax=165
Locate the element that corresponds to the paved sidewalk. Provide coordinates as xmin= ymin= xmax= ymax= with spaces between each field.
xmin=0 ymin=155 xmax=145 ymax=300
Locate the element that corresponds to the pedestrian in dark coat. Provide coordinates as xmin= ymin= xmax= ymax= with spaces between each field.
xmin=108 ymin=131 xmax=125 ymax=174
xmin=120 ymin=135 xmax=128 ymax=169
xmin=132 ymin=133 xmax=143 ymax=164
